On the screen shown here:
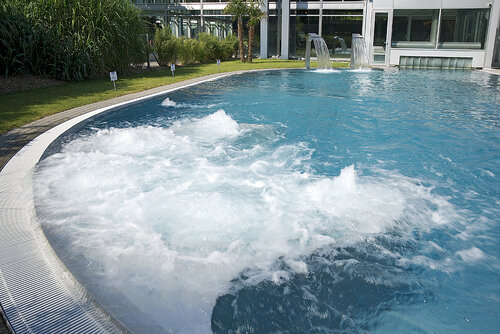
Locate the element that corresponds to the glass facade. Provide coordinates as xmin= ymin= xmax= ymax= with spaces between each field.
xmin=204 ymin=16 xmax=232 ymax=38
xmin=268 ymin=15 xmax=280 ymax=57
xmin=391 ymin=9 xmax=439 ymax=48
xmin=391 ymin=8 xmax=490 ymax=50
xmin=439 ymin=9 xmax=490 ymax=49
xmin=322 ymin=13 xmax=363 ymax=59
xmin=289 ymin=15 xmax=320 ymax=57
xmin=133 ymin=1 xmax=496 ymax=66
xmin=372 ymin=12 xmax=388 ymax=64
xmin=288 ymin=10 xmax=363 ymax=58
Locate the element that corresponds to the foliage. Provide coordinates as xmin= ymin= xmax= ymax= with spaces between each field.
xmin=177 ymin=37 xmax=202 ymax=65
xmin=154 ymin=30 xmax=238 ymax=65
xmin=223 ymin=0 xmax=266 ymax=62
xmin=221 ymin=35 xmax=239 ymax=59
xmin=247 ymin=0 xmax=266 ymax=27
xmin=200 ymin=33 xmax=229 ymax=62
xmin=223 ymin=0 xmax=248 ymax=62
xmin=246 ymin=0 xmax=266 ymax=62
xmin=154 ymin=28 xmax=179 ymax=66
xmin=223 ymin=0 xmax=248 ymax=23
xmin=0 ymin=0 xmax=146 ymax=81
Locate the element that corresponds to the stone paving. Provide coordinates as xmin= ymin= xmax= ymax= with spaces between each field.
xmin=482 ymin=68 xmax=500 ymax=75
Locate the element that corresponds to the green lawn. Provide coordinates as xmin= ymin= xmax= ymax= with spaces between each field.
xmin=0 ymin=59 xmax=348 ymax=134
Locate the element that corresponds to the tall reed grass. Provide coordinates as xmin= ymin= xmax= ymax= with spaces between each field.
xmin=0 ymin=0 xmax=146 ymax=81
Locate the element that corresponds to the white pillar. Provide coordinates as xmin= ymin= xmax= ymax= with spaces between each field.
xmin=260 ymin=0 xmax=269 ymax=58
xmin=200 ymin=0 xmax=205 ymax=34
xmin=484 ymin=0 xmax=500 ymax=68
xmin=364 ymin=1 xmax=374 ymax=64
xmin=319 ymin=0 xmax=323 ymax=36
xmin=281 ymin=0 xmax=290 ymax=59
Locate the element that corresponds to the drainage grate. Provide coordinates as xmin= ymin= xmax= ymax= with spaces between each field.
xmin=399 ymin=56 xmax=473 ymax=69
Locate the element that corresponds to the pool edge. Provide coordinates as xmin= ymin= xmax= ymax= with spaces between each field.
xmin=0 ymin=70 xmax=255 ymax=333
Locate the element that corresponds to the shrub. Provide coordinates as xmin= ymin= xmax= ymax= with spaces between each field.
xmin=222 ymin=34 xmax=238 ymax=59
xmin=154 ymin=28 xmax=179 ymax=66
xmin=154 ymin=30 xmax=238 ymax=65
xmin=197 ymin=33 xmax=223 ymax=62
xmin=177 ymin=37 xmax=203 ymax=65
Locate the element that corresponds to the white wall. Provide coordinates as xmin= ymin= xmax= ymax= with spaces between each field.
xmin=368 ymin=0 xmax=499 ymax=68
xmin=389 ymin=49 xmax=486 ymax=68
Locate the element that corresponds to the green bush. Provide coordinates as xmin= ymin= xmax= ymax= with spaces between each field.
xmin=222 ymin=34 xmax=239 ymax=59
xmin=197 ymin=33 xmax=223 ymax=62
xmin=0 ymin=0 xmax=146 ymax=81
xmin=177 ymin=37 xmax=203 ymax=65
xmin=154 ymin=28 xmax=179 ymax=66
xmin=155 ymin=29 xmax=237 ymax=65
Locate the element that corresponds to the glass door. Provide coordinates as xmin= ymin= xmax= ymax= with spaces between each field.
xmin=371 ymin=11 xmax=391 ymax=66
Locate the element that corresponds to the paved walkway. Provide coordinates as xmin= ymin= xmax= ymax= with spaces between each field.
xmin=482 ymin=68 xmax=500 ymax=75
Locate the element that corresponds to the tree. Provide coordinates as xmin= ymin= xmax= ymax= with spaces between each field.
xmin=223 ymin=0 xmax=248 ymax=62
xmin=246 ymin=0 xmax=266 ymax=62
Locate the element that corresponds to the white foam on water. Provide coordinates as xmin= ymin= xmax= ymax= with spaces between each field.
xmin=456 ymin=247 xmax=486 ymax=263
xmin=161 ymin=97 xmax=225 ymax=109
xmin=34 ymin=110 xmax=458 ymax=333
xmin=312 ymin=69 xmax=340 ymax=74
xmin=161 ymin=97 xmax=177 ymax=107
xmin=350 ymin=69 xmax=372 ymax=73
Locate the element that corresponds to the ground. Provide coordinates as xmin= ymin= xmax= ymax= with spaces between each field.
xmin=0 ymin=74 xmax=64 ymax=94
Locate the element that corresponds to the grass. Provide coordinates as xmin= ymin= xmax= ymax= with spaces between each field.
xmin=0 ymin=59 xmax=349 ymax=134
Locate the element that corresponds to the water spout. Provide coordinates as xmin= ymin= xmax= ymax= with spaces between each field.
xmin=333 ymin=36 xmax=348 ymax=54
xmin=351 ymin=34 xmax=369 ymax=69
xmin=305 ymin=33 xmax=332 ymax=70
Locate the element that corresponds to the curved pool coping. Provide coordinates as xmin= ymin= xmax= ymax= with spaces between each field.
xmin=0 ymin=69 xmax=276 ymax=333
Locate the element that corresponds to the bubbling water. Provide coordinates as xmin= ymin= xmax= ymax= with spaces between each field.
xmin=34 ymin=110 xmax=457 ymax=333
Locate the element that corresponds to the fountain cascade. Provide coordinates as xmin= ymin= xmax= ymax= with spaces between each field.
xmin=333 ymin=36 xmax=348 ymax=55
xmin=351 ymin=33 xmax=369 ymax=69
xmin=305 ymin=33 xmax=332 ymax=70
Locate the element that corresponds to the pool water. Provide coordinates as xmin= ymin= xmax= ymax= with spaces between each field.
xmin=34 ymin=69 xmax=499 ymax=333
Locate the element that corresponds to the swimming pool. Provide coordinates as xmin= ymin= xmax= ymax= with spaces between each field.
xmin=34 ymin=69 xmax=499 ymax=333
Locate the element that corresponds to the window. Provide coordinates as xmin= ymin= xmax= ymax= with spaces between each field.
xmin=289 ymin=16 xmax=319 ymax=57
xmin=391 ymin=9 xmax=439 ymax=48
xmin=322 ymin=16 xmax=363 ymax=59
xmin=439 ymin=9 xmax=490 ymax=49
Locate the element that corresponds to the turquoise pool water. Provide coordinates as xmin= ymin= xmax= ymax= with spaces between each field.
xmin=35 ymin=69 xmax=499 ymax=333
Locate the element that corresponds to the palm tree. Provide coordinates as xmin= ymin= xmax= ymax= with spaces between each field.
xmin=246 ymin=0 xmax=266 ymax=62
xmin=223 ymin=0 xmax=248 ymax=62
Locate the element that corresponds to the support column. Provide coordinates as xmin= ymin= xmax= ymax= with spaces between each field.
xmin=281 ymin=0 xmax=290 ymax=59
xmin=319 ymin=0 xmax=323 ymax=36
xmin=260 ymin=0 xmax=269 ymax=58
xmin=200 ymin=0 xmax=205 ymax=34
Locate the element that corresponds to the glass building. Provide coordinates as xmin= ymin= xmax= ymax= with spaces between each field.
xmin=133 ymin=0 xmax=500 ymax=68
